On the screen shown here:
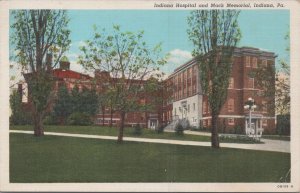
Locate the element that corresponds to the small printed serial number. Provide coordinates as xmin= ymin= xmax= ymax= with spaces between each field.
xmin=277 ymin=185 xmax=293 ymax=188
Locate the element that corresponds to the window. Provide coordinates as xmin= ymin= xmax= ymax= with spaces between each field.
xmin=187 ymin=104 xmax=190 ymax=112
xmin=228 ymin=99 xmax=234 ymax=112
xmin=203 ymin=120 xmax=207 ymax=127
xmin=203 ymin=101 xmax=207 ymax=113
xmin=262 ymin=60 xmax=267 ymax=67
xmin=248 ymin=78 xmax=254 ymax=88
xmin=263 ymin=119 xmax=268 ymax=126
xmin=246 ymin=56 xmax=251 ymax=67
xmin=252 ymin=57 xmax=257 ymax=68
xmin=193 ymin=103 xmax=196 ymax=111
xmin=228 ymin=77 xmax=234 ymax=89
xmin=228 ymin=118 xmax=235 ymax=125
xmin=97 ymin=118 xmax=103 ymax=124
xmin=175 ymin=108 xmax=177 ymax=116
xmin=262 ymin=101 xmax=267 ymax=113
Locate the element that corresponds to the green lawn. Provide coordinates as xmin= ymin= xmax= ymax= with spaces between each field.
xmin=10 ymin=133 xmax=290 ymax=182
xmin=10 ymin=133 xmax=290 ymax=183
xmin=10 ymin=125 xmax=261 ymax=144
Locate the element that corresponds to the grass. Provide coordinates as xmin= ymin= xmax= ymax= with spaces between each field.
xmin=10 ymin=125 xmax=261 ymax=144
xmin=10 ymin=133 xmax=290 ymax=183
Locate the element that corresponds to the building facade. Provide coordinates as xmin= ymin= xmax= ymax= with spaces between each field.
xmin=19 ymin=46 xmax=276 ymax=133
xmin=165 ymin=47 xmax=276 ymax=134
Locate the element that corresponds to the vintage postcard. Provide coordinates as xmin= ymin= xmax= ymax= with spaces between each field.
xmin=0 ymin=0 xmax=299 ymax=192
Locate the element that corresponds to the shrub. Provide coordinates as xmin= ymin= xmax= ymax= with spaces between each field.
xmin=9 ymin=113 xmax=32 ymax=125
xmin=175 ymin=123 xmax=184 ymax=136
xmin=9 ymin=90 xmax=32 ymax=125
xmin=276 ymin=114 xmax=290 ymax=136
xmin=43 ymin=114 xmax=58 ymax=125
xmin=179 ymin=119 xmax=190 ymax=130
xmin=67 ymin=112 xmax=92 ymax=126
xmin=133 ymin=123 xmax=142 ymax=135
xmin=156 ymin=124 xmax=165 ymax=134
xmin=234 ymin=125 xmax=243 ymax=134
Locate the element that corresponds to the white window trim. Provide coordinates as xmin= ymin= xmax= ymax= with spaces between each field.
xmin=228 ymin=118 xmax=235 ymax=125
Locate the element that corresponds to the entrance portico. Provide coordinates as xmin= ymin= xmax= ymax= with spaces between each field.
xmin=245 ymin=114 xmax=264 ymax=138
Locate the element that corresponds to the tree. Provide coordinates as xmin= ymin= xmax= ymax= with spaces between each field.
xmin=78 ymin=25 xmax=166 ymax=142
xmin=255 ymin=33 xmax=290 ymax=115
xmin=80 ymin=87 xmax=99 ymax=116
xmin=10 ymin=10 xmax=71 ymax=136
xmin=187 ymin=10 xmax=241 ymax=148
xmin=254 ymin=33 xmax=290 ymax=135
xmin=276 ymin=33 xmax=290 ymax=115
xmin=52 ymin=85 xmax=72 ymax=124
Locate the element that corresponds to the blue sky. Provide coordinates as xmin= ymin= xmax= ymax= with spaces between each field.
xmin=10 ymin=10 xmax=290 ymax=80
xmin=66 ymin=10 xmax=289 ymax=74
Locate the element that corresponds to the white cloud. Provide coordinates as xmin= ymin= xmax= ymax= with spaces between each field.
xmin=70 ymin=40 xmax=87 ymax=49
xmin=65 ymin=52 xmax=79 ymax=62
xmin=161 ymin=49 xmax=193 ymax=75
xmin=69 ymin=61 xmax=94 ymax=77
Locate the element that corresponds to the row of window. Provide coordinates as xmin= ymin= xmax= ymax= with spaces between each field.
xmin=245 ymin=56 xmax=268 ymax=68
xmin=228 ymin=77 xmax=254 ymax=89
xmin=202 ymin=118 xmax=268 ymax=127
xmin=203 ymin=99 xmax=268 ymax=114
xmin=174 ymin=103 xmax=197 ymax=116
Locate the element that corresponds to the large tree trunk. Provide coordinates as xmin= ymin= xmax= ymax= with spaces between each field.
xmin=117 ymin=111 xmax=126 ymax=143
xmin=211 ymin=113 xmax=220 ymax=148
xmin=33 ymin=110 xmax=44 ymax=136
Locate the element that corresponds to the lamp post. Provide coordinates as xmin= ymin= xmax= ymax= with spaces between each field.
xmin=244 ymin=97 xmax=257 ymax=138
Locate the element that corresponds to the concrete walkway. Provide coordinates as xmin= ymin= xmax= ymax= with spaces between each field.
xmin=10 ymin=130 xmax=290 ymax=153
xmin=164 ymin=129 xmax=211 ymax=136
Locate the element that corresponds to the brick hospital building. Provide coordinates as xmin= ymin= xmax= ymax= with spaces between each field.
xmin=19 ymin=46 xmax=276 ymax=134
xmin=163 ymin=47 xmax=276 ymax=134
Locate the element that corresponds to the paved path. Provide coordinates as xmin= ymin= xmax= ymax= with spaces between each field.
xmin=10 ymin=130 xmax=290 ymax=153
xmin=164 ymin=129 xmax=211 ymax=136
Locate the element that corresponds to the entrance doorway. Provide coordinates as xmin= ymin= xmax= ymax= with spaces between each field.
xmin=148 ymin=119 xmax=158 ymax=130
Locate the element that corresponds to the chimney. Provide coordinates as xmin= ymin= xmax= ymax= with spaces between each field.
xmin=59 ymin=56 xmax=70 ymax=70
xmin=46 ymin=53 xmax=52 ymax=71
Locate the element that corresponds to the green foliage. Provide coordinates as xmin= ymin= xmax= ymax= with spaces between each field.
xmin=156 ymin=124 xmax=165 ymax=134
xmin=254 ymin=32 xmax=290 ymax=115
xmin=175 ymin=123 xmax=184 ymax=136
xmin=78 ymin=24 xmax=167 ymax=141
xmin=78 ymin=25 xmax=167 ymax=114
xmin=133 ymin=124 xmax=142 ymax=135
xmin=219 ymin=134 xmax=262 ymax=144
xmin=187 ymin=10 xmax=241 ymax=115
xmin=9 ymin=90 xmax=32 ymax=125
xmin=67 ymin=112 xmax=92 ymax=126
xmin=53 ymin=85 xmax=72 ymax=123
xmin=11 ymin=10 xmax=71 ymax=70
xmin=10 ymin=10 xmax=71 ymax=133
xmin=276 ymin=114 xmax=290 ymax=136
xmin=43 ymin=114 xmax=58 ymax=125
xmin=187 ymin=10 xmax=241 ymax=147
xmin=51 ymin=85 xmax=99 ymax=125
